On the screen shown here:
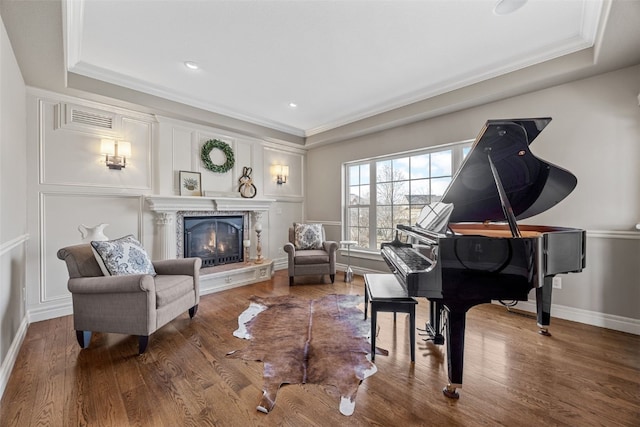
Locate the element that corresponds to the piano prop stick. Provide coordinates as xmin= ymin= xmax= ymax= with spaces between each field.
xmin=381 ymin=118 xmax=585 ymax=399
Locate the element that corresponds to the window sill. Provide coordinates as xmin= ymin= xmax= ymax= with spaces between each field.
xmin=338 ymin=247 xmax=382 ymax=261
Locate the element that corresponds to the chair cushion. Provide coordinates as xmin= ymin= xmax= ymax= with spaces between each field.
xmin=154 ymin=275 xmax=194 ymax=308
xmin=294 ymin=223 xmax=323 ymax=250
xmin=294 ymin=249 xmax=330 ymax=265
xmin=91 ymin=235 xmax=156 ymax=277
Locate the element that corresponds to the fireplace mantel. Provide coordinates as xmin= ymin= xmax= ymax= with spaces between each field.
xmin=146 ymin=195 xmax=274 ymax=261
xmin=146 ymin=195 xmax=274 ymax=213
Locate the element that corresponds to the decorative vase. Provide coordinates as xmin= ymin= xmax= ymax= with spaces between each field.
xmin=78 ymin=223 xmax=109 ymax=243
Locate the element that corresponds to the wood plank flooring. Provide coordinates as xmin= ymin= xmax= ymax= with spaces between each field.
xmin=1 ymin=270 xmax=639 ymax=426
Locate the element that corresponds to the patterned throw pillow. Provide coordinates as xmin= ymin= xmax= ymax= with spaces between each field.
xmin=294 ymin=223 xmax=324 ymax=250
xmin=91 ymin=235 xmax=156 ymax=276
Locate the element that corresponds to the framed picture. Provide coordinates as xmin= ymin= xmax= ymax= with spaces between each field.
xmin=179 ymin=171 xmax=202 ymax=196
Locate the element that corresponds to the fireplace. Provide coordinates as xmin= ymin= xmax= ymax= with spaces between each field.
xmin=183 ymin=215 xmax=244 ymax=267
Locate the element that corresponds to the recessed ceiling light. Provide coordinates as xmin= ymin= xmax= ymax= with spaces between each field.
xmin=184 ymin=61 xmax=199 ymax=70
xmin=288 ymin=102 xmax=298 ymax=108
xmin=493 ymin=0 xmax=527 ymax=15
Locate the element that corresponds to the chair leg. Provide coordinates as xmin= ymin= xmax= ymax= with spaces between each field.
xmin=76 ymin=330 xmax=92 ymax=349
xmin=330 ymin=274 xmax=335 ymax=283
xmin=138 ymin=336 xmax=149 ymax=355
xmin=189 ymin=304 xmax=198 ymax=318
xmin=289 ymin=276 xmax=294 ymax=286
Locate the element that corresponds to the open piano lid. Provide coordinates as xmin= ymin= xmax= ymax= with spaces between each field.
xmin=441 ymin=118 xmax=577 ymax=223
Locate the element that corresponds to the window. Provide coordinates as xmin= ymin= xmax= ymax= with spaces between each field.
xmin=345 ymin=141 xmax=471 ymax=250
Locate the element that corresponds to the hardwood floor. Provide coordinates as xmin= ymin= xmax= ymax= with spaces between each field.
xmin=2 ymin=270 xmax=639 ymax=426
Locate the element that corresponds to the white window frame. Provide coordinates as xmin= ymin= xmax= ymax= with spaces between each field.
xmin=343 ymin=139 xmax=473 ymax=252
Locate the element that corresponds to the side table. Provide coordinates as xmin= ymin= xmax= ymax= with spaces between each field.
xmin=340 ymin=240 xmax=357 ymax=282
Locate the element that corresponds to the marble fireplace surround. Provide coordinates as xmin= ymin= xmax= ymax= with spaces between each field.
xmin=146 ymin=195 xmax=274 ymax=261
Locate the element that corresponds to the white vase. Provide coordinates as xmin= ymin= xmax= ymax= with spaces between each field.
xmin=78 ymin=223 xmax=109 ymax=242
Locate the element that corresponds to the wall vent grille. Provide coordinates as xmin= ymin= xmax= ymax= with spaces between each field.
xmin=70 ymin=109 xmax=114 ymax=129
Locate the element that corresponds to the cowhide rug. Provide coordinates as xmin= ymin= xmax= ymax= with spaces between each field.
xmin=227 ymin=294 xmax=377 ymax=416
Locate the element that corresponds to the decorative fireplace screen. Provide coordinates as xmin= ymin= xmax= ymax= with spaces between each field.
xmin=183 ymin=215 xmax=244 ymax=267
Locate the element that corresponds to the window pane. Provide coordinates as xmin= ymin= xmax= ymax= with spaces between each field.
xmin=411 ymin=154 xmax=429 ymax=179
xmin=392 ymin=157 xmax=410 ymax=182
xmin=376 ymin=160 xmax=392 ymax=182
xmin=349 ymin=165 xmax=360 ymax=186
xmin=410 ymin=178 xmax=429 ymax=196
xmin=358 ymin=207 xmax=369 ymax=227
xmin=410 ymin=206 xmax=424 ymax=225
xmin=432 ymin=177 xmax=451 ymax=199
xmin=431 ymin=150 xmax=452 ymax=177
xmin=376 ymin=182 xmax=393 ymax=205
xmin=348 ymin=226 xmax=357 ymax=241
xmin=348 ymin=186 xmax=360 ymax=205
xmin=376 ymin=228 xmax=393 ymax=249
xmin=393 ymin=205 xmax=410 ymax=229
xmin=360 ymin=164 xmax=369 ymax=185
xmin=357 ymin=229 xmax=369 ymax=248
xmin=377 ymin=206 xmax=392 ymax=229
xmin=359 ymin=185 xmax=370 ymax=205
xmin=393 ymin=180 xmax=409 ymax=205
xmin=349 ymin=207 xmax=359 ymax=225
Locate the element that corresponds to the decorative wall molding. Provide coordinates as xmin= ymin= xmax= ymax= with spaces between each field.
xmin=146 ymin=195 xmax=274 ymax=213
xmin=0 ymin=234 xmax=29 ymax=256
xmin=38 ymin=98 xmax=154 ymax=190
xmin=39 ymin=192 xmax=145 ymax=304
xmin=586 ymin=229 xmax=640 ymax=240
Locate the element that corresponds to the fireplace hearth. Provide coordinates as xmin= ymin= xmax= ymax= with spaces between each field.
xmin=183 ymin=215 xmax=244 ymax=267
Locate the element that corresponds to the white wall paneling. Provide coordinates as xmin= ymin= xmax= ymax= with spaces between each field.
xmin=263 ymin=146 xmax=304 ymax=199
xmin=38 ymin=98 xmax=155 ymax=189
xmin=36 ymin=192 xmax=144 ymax=307
xmin=158 ymin=116 xmax=266 ymax=198
xmin=195 ymin=132 xmax=237 ymax=194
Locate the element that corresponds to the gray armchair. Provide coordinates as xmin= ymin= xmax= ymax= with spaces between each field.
xmin=284 ymin=226 xmax=338 ymax=286
xmin=57 ymin=243 xmax=201 ymax=354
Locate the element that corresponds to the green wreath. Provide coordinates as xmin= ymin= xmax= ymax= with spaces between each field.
xmin=201 ymin=139 xmax=235 ymax=173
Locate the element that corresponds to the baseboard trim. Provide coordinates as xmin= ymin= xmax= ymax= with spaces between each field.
xmin=0 ymin=316 xmax=29 ymax=399
xmin=498 ymin=300 xmax=640 ymax=335
xmin=28 ymin=301 xmax=73 ymax=323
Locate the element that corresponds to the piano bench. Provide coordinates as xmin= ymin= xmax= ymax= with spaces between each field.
xmin=364 ymin=273 xmax=417 ymax=363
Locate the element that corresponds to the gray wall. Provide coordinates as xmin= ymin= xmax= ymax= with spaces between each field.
xmin=306 ymin=65 xmax=640 ymax=330
xmin=0 ymin=14 xmax=27 ymax=395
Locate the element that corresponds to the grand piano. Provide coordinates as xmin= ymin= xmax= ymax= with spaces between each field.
xmin=380 ymin=118 xmax=585 ymax=399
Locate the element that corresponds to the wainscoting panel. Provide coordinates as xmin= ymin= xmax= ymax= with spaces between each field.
xmin=263 ymin=147 xmax=304 ymax=199
xmin=39 ymin=99 xmax=154 ymax=190
xmin=39 ymin=193 xmax=144 ymax=304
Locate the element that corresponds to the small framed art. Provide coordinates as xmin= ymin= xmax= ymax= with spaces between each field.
xmin=179 ymin=171 xmax=202 ymax=196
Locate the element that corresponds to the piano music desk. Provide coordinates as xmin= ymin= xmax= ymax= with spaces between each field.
xmin=364 ymin=273 xmax=417 ymax=362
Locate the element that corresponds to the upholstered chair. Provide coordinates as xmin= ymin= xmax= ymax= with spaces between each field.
xmin=57 ymin=241 xmax=201 ymax=354
xmin=284 ymin=224 xmax=338 ymax=286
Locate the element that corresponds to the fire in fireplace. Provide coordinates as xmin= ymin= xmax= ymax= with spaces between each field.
xmin=183 ymin=215 xmax=244 ymax=267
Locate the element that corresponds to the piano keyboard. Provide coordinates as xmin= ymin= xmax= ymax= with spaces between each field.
xmin=382 ymin=245 xmax=433 ymax=273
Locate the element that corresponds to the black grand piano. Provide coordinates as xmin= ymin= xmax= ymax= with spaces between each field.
xmin=380 ymin=118 xmax=585 ymax=399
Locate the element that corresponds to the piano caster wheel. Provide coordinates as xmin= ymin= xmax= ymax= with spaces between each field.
xmin=538 ymin=328 xmax=552 ymax=336
xmin=443 ymin=384 xmax=460 ymax=399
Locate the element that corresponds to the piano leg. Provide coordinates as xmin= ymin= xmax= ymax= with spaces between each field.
xmin=536 ymin=277 xmax=553 ymax=336
xmin=441 ymin=301 xmax=484 ymax=399
xmin=443 ymin=305 xmax=465 ymax=399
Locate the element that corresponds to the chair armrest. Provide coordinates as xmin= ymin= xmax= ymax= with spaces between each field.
xmin=284 ymin=242 xmax=295 ymax=256
xmin=153 ymin=257 xmax=202 ymax=276
xmin=68 ymin=275 xmax=155 ymax=294
xmin=323 ymin=241 xmax=339 ymax=254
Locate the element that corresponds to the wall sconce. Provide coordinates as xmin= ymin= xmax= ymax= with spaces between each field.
xmin=101 ymin=139 xmax=131 ymax=170
xmin=270 ymin=164 xmax=289 ymax=185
